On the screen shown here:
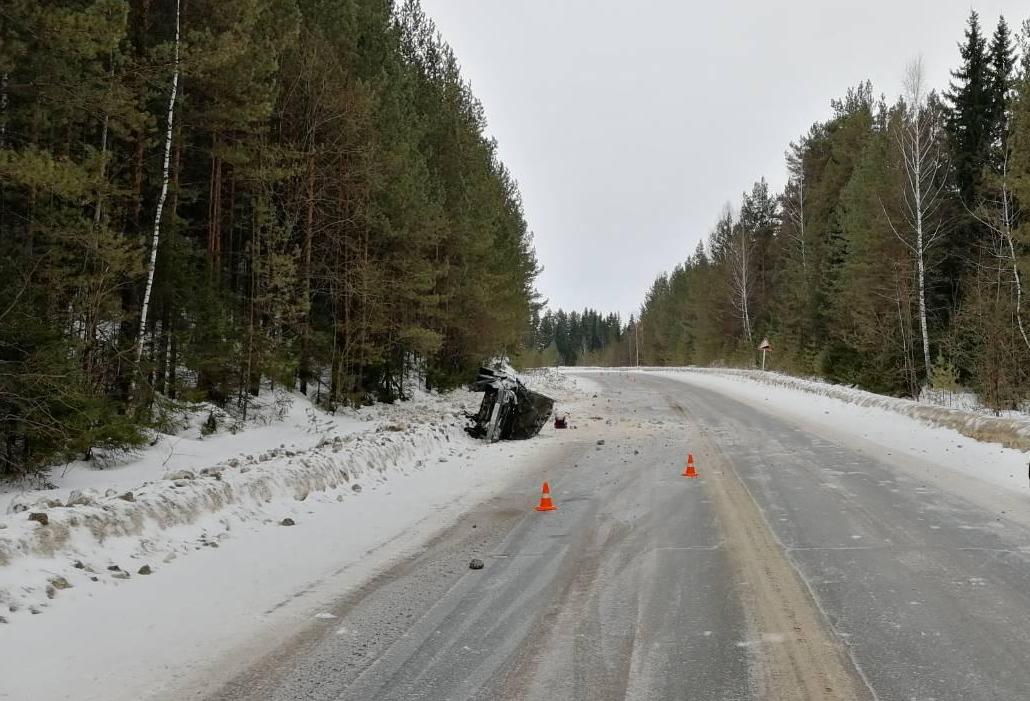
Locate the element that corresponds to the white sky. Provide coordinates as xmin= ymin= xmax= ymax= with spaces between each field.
xmin=419 ymin=1 xmax=1029 ymax=320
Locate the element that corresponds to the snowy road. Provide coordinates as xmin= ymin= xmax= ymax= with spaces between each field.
xmin=205 ymin=371 xmax=1030 ymax=701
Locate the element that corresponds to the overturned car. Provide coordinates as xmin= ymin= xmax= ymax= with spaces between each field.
xmin=465 ymin=367 xmax=555 ymax=442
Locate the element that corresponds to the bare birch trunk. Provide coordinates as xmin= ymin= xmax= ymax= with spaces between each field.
xmin=914 ymin=127 xmax=931 ymax=378
xmin=739 ymin=233 xmax=753 ymax=346
xmin=724 ymin=206 xmax=754 ymax=349
xmin=909 ymin=62 xmax=932 ymax=379
xmin=796 ymin=172 xmax=806 ymax=271
xmin=786 ymin=170 xmax=807 ymax=271
xmin=134 ymin=0 xmax=181 ymax=380
xmin=993 ymin=154 xmax=1030 ymax=352
xmin=300 ymin=151 xmax=315 ymax=395
xmin=886 ymin=58 xmax=946 ymax=386
xmin=1004 ymin=229 xmax=1030 ymax=353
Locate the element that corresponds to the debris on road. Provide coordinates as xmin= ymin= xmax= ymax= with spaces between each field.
xmin=465 ymin=367 xmax=554 ymax=442
xmin=468 ymin=558 xmax=485 ymax=570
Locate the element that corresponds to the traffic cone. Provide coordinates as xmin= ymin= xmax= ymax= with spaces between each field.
xmin=682 ymin=453 xmax=699 ymax=478
xmin=535 ymin=481 xmax=558 ymax=511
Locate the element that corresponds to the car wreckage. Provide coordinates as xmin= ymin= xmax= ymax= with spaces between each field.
xmin=465 ymin=367 xmax=555 ymax=442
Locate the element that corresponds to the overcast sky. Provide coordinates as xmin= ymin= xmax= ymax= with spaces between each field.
xmin=419 ymin=1 xmax=1028 ymax=320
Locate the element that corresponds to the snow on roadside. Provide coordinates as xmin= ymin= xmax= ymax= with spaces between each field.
xmin=0 ymin=370 xmax=595 ymax=631
xmin=657 ymin=367 xmax=1030 ymax=451
xmin=569 ymin=367 xmax=1029 ymax=495
xmin=0 ymin=391 xmax=463 ymax=624
xmin=0 ymin=391 xmax=358 ymax=515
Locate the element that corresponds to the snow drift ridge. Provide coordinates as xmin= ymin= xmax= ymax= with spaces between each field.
xmin=0 ymin=417 xmax=461 ymax=610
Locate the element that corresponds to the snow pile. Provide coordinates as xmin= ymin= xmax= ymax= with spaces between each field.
xmin=629 ymin=367 xmax=1030 ymax=452
xmin=0 ymin=368 xmax=597 ymax=627
xmin=0 ymin=389 xmax=476 ymax=622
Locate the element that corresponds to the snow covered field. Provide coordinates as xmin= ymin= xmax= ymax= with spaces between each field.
xmin=0 ymin=369 xmax=598 ymax=701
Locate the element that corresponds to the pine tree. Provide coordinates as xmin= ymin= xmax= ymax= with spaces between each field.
xmin=0 ymin=0 xmax=542 ymax=474
xmin=0 ymin=0 xmax=149 ymax=473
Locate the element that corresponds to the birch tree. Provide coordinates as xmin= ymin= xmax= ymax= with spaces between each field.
xmin=969 ymin=130 xmax=1030 ymax=353
xmin=1001 ymin=18 xmax=1030 ymax=353
xmin=884 ymin=58 xmax=947 ymax=381
xmin=715 ymin=205 xmax=755 ymax=347
xmin=783 ymin=139 xmax=808 ymax=271
xmin=135 ymin=0 xmax=181 ymax=378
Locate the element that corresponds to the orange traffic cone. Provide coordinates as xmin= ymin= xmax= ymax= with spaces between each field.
xmin=535 ymin=481 xmax=558 ymax=511
xmin=682 ymin=453 xmax=699 ymax=478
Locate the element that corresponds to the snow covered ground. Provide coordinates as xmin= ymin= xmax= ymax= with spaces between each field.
xmin=0 ymin=369 xmax=598 ymax=701
xmin=8 ymin=364 xmax=1027 ymax=700
xmin=568 ymin=367 xmax=1030 ymax=497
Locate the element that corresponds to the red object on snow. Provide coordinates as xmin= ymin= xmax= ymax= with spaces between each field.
xmin=554 ymin=415 xmax=568 ymax=429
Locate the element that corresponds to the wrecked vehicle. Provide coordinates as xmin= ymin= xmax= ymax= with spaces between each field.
xmin=465 ymin=367 xmax=554 ymax=442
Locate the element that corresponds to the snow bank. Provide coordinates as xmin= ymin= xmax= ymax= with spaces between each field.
xmin=656 ymin=367 xmax=1030 ymax=451
xmin=0 ymin=390 xmax=360 ymax=514
xmin=0 ymin=369 xmax=587 ymax=626
xmin=0 ymin=394 xmax=463 ymax=621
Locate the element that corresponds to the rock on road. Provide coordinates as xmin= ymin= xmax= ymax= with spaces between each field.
xmin=204 ymin=371 xmax=1030 ymax=701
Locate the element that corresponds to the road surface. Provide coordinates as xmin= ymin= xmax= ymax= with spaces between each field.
xmin=206 ymin=371 xmax=1030 ymax=700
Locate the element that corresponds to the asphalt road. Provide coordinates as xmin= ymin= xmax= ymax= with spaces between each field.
xmin=208 ymin=372 xmax=1030 ymax=701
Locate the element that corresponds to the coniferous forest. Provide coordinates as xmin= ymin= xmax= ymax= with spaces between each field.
xmin=0 ymin=0 xmax=539 ymax=475
xmin=531 ymin=12 xmax=1030 ymax=414
xmin=519 ymin=308 xmax=631 ymax=368
xmin=7 ymin=5 xmax=1030 ymax=477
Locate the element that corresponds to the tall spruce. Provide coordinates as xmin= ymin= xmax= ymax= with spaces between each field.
xmin=988 ymin=16 xmax=1016 ymax=161
xmin=946 ymin=11 xmax=992 ymax=205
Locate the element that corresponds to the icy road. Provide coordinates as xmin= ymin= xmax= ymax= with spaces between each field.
xmin=206 ymin=371 xmax=1030 ymax=701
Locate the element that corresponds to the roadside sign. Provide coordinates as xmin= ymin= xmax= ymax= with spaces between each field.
xmin=758 ymin=338 xmax=772 ymax=370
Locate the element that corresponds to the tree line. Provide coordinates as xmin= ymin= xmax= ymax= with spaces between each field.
xmin=519 ymin=308 xmax=632 ymax=367
xmin=635 ymin=11 xmax=1030 ymax=410
xmin=0 ymin=0 xmax=539 ymax=475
